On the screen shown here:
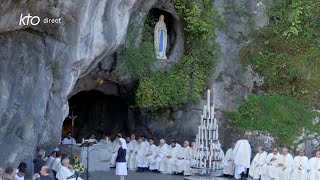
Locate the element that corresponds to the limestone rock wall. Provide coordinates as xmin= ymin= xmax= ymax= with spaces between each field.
xmin=135 ymin=0 xmax=271 ymax=150
xmin=0 ymin=0 xmax=139 ymax=167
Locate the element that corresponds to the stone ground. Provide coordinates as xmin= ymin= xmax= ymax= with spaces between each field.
xmin=90 ymin=169 xmax=234 ymax=180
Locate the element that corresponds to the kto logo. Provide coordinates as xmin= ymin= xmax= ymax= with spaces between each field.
xmin=19 ymin=13 xmax=40 ymax=26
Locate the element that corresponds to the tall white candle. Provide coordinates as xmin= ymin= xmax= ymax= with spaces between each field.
xmin=207 ymin=89 xmax=210 ymax=110
xmin=211 ymin=105 xmax=214 ymax=119
xmin=216 ymin=125 xmax=219 ymax=139
xmin=213 ymin=118 xmax=217 ymax=130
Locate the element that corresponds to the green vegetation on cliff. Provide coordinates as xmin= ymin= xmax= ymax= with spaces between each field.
xmin=134 ymin=0 xmax=220 ymax=107
xmin=240 ymin=0 xmax=320 ymax=105
xmin=228 ymin=0 xmax=320 ymax=145
xmin=226 ymin=95 xmax=315 ymax=146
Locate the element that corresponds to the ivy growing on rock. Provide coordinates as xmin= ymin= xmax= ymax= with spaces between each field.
xmin=135 ymin=0 xmax=220 ymax=107
xmin=240 ymin=0 xmax=320 ymax=105
xmin=228 ymin=0 xmax=320 ymax=146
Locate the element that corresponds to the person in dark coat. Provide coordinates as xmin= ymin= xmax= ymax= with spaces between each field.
xmin=33 ymin=149 xmax=46 ymax=174
xmin=39 ymin=166 xmax=54 ymax=180
xmin=116 ymin=138 xmax=127 ymax=180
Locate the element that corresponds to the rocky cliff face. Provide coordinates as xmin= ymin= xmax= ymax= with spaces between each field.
xmin=135 ymin=0 xmax=270 ymax=149
xmin=0 ymin=0 xmax=270 ymax=168
xmin=0 ymin=0 xmax=140 ymax=167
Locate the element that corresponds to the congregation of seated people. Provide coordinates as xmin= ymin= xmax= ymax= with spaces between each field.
xmin=223 ymin=143 xmax=320 ymax=180
xmin=3 ymin=132 xmax=320 ymax=180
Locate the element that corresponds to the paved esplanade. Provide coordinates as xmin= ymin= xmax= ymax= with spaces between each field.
xmin=91 ymin=169 xmax=233 ymax=180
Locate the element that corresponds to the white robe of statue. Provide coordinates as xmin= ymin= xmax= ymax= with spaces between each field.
xmin=261 ymin=153 xmax=281 ymax=180
xmin=291 ymin=156 xmax=309 ymax=180
xmin=223 ymin=148 xmax=235 ymax=176
xmin=144 ymin=144 xmax=157 ymax=167
xmin=249 ymin=151 xmax=267 ymax=179
xmin=110 ymin=142 xmax=120 ymax=167
xmin=233 ymin=140 xmax=251 ymax=179
xmin=126 ymin=139 xmax=138 ymax=163
xmin=309 ymin=157 xmax=320 ymax=180
xmin=173 ymin=146 xmax=192 ymax=175
xmin=135 ymin=142 xmax=147 ymax=168
xmin=154 ymin=15 xmax=167 ymax=59
xmin=149 ymin=144 xmax=168 ymax=170
xmin=56 ymin=166 xmax=83 ymax=180
xmin=275 ymin=153 xmax=293 ymax=180
xmin=159 ymin=145 xmax=180 ymax=174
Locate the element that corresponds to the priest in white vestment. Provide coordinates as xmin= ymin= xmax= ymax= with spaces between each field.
xmin=51 ymin=152 xmax=62 ymax=175
xmin=149 ymin=139 xmax=168 ymax=171
xmin=135 ymin=138 xmax=148 ymax=172
xmin=223 ymin=142 xmax=235 ymax=176
xmin=160 ymin=140 xmax=181 ymax=174
xmin=249 ymin=146 xmax=267 ymax=180
xmin=126 ymin=134 xmax=138 ymax=163
xmin=291 ymin=150 xmax=309 ymax=180
xmin=261 ymin=147 xmax=281 ymax=180
xmin=275 ymin=148 xmax=293 ymax=180
xmin=309 ymin=150 xmax=320 ymax=180
xmin=62 ymin=132 xmax=76 ymax=145
xmin=172 ymin=141 xmax=192 ymax=175
xmin=56 ymin=158 xmax=83 ymax=180
xmin=233 ymin=139 xmax=251 ymax=179
xmin=191 ymin=142 xmax=197 ymax=167
xmin=46 ymin=151 xmax=57 ymax=169
xmin=144 ymin=138 xmax=157 ymax=168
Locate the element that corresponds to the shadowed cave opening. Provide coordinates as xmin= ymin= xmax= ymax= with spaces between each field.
xmin=62 ymin=90 xmax=130 ymax=142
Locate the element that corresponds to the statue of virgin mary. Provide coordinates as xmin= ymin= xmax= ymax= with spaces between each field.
xmin=154 ymin=15 xmax=168 ymax=59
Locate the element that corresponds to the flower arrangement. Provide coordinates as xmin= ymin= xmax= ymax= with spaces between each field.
xmin=71 ymin=155 xmax=85 ymax=172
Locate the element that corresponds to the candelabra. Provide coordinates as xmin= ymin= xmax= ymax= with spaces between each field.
xmin=186 ymin=89 xmax=224 ymax=180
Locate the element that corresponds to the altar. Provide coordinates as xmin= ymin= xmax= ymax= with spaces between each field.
xmin=59 ymin=143 xmax=113 ymax=172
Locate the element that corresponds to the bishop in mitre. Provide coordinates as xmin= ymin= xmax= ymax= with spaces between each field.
xmin=149 ymin=139 xmax=168 ymax=171
xmin=172 ymin=141 xmax=192 ymax=175
xmin=233 ymin=139 xmax=251 ymax=179
xmin=291 ymin=150 xmax=309 ymax=180
xmin=309 ymin=150 xmax=320 ymax=180
xmin=261 ymin=147 xmax=281 ymax=180
xmin=56 ymin=158 xmax=83 ymax=180
xmin=160 ymin=140 xmax=181 ymax=174
xmin=249 ymin=146 xmax=267 ymax=180
xmin=154 ymin=15 xmax=167 ymax=59
xmin=275 ymin=147 xmax=293 ymax=180
xmin=223 ymin=142 xmax=236 ymax=176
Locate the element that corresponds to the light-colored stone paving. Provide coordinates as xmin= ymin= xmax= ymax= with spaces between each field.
xmin=89 ymin=169 xmax=234 ymax=180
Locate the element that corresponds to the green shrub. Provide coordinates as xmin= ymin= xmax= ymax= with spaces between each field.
xmin=226 ymin=95 xmax=316 ymax=146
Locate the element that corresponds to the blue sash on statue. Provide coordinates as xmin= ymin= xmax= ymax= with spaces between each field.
xmin=159 ymin=30 xmax=164 ymax=52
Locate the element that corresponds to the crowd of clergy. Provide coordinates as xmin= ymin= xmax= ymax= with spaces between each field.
xmin=223 ymin=142 xmax=320 ymax=180
xmin=109 ymin=134 xmax=194 ymax=176
xmin=3 ymin=132 xmax=320 ymax=180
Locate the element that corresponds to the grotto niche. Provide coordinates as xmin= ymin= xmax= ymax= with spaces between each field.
xmin=62 ymin=90 xmax=129 ymax=142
